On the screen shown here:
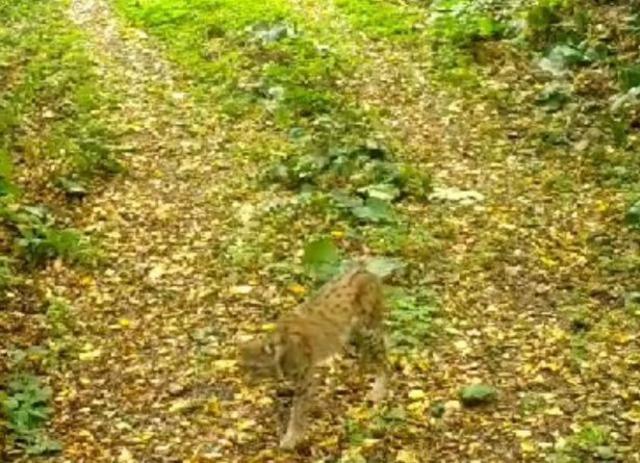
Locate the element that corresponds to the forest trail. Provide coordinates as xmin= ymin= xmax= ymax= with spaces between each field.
xmin=49 ymin=1 xmax=245 ymax=460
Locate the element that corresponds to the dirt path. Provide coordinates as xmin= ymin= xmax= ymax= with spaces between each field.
xmin=46 ymin=1 xmax=246 ymax=461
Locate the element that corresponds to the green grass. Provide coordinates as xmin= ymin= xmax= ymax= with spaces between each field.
xmin=111 ymin=0 xmax=424 ymax=149
xmin=335 ymin=0 xmax=424 ymax=42
xmin=0 ymin=0 xmax=121 ymax=185
xmin=114 ymin=0 xmax=357 ymax=125
xmin=1 ymin=3 xmax=120 ymax=453
xmin=0 ymin=0 xmax=116 ymax=276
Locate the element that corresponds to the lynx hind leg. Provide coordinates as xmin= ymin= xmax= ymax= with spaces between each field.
xmin=277 ymin=333 xmax=314 ymax=450
xmin=355 ymin=275 xmax=389 ymax=403
xmin=280 ymin=371 xmax=314 ymax=449
xmin=359 ymin=327 xmax=389 ymax=403
xmin=350 ymin=324 xmax=389 ymax=403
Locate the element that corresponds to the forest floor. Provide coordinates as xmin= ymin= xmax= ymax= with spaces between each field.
xmin=2 ymin=0 xmax=640 ymax=462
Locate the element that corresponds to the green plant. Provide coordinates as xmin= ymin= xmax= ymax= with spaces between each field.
xmin=302 ymin=237 xmax=343 ymax=281
xmin=0 ymin=0 xmax=122 ymax=184
xmin=619 ymin=64 xmax=640 ymax=92
xmin=459 ymin=384 xmax=498 ymax=406
xmin=265 ymin=140 xmax=430 ymax=225
xmin=0 ymin=256 xmax=15 ymax=289
xmin=525 ymin=0 xmax=580 ymax=49
xmin=370 ymin=406 xmax=407 ymax=437
xmin=1 ymin=205 xmax=95 ymax=265
xmin=46 ymin=297 xmax=75 ymax=337
xmin=344 ymin=418 xmax=367 ymax=446
xmin=549 ymin=423 xmax=614 ymax=462
xmin=626 ymin=199 xmax=640 ymax=229
xmin=335 ymin=0 xmax=422 ymax=42
xmin=1 ymin=375 xmax=61 ymax=455
xmin=387 ymin=288 xmax=438 ymax=350
xmin=625 ymin=292 xmax=640 ymax=317
xmin=428 ymin=0 xmax=507 ymax=51
xmin=0 ymin=149 xmax=18 ymax=197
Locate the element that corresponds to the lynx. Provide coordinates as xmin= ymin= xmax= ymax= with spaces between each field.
xmin=237 ymin=265 xmax=389 ymax=449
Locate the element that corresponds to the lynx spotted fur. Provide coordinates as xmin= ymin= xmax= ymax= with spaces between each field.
xmin=237 ymin=265 xmax=389 ymax=449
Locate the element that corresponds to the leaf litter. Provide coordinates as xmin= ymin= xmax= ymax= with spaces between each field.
xmin=2 ymin=0 xmax=640 ymax=462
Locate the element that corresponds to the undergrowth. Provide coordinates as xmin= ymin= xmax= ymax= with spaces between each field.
xmin=1 ymin=0 xmax=122 ymax=457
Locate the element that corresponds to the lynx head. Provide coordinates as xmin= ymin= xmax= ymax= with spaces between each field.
xmin=237 ymin=334 xmax=279 ymax=380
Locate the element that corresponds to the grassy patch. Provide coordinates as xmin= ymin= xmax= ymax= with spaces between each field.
xmin=1 ymin=0 xmax=122 ymax=456
xmin=115 ymin=0 xmax=358 ymax=125
xmin=0 ymin=0 xmax=122 ymax=186
xmin=335 ymin=0 xmax=424 ymax=42
xmin=1 ymin=0 xmax=117 ymax=275
xmin=1 ymin=203 xmax=96 ymax=266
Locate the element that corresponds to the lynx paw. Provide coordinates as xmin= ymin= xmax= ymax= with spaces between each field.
xmin=366 ymin=376 xmax=387 ymax=403
xmin=279 ymin=430 xmax=300 ymax=450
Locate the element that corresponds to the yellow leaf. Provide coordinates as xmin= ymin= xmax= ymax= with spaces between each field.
xmin=237 ymin=419 xmax=256 ymax=431
xmin=78 ymin=430 xmax=94 ymax=439
xmin=148 ymin=264 xmax=166 ymax=282
xmin=622 ymin=407 xmax=640 ymax=423
xmin=207 ymin=397 xmax=221 ymax=416
xmin=396 ymin=449 xmax=419 ymax=463
xmin=118 ymin=318 xmax=131 ymax=328
xmin=117 ymin=448 xmax=135 ymax=463
xmin=288 ymin=283 xmax=307 ymax=296
xmin=408 ymin=389 xmax=426 ymax=400
xmin=520 ymin=440 xmax=536 ymax=453
xmin=545 ymin=406 xmax=563 ymax=416
xmin=540 ymin=256 xmax=557 ymax=268
xmin=362 ymin=438 xmax=379 ymax=448
xmin=78 ymin=349 xmax=102 ymax=361
xmin=261 ymin=323 xmax=277 ymax=332
xmin=330 ymin=230 xmax=345 ymax=238
xmin=212 ymin=359 xmax=237 ymax=371
xmin=169 ymin=399 xmax=198 ymax=414
xmin=230 ymin=285 xmax=253 ymax=295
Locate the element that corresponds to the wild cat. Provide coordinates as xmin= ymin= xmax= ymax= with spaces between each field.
xmin=237 ymin=264 xmax=389 ymax=449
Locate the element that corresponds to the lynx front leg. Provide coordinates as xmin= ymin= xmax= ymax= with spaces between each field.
xmin=352 ymin=327 xmax=389 ymax=403
xmin=367 ymin=330 xmax=389 ymax=403
xmin=280 ymin=372 xmax=314 ymax=449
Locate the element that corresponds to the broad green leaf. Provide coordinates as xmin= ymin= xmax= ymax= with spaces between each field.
xmin=359 ymin=183 xmax=400 ymax=201
xmin=303 ymin=238 xmax=342 ymax=279
xmin=331 ymin=190 xmax=364 ymax=209
xmin=351 ymin=197 xmax=395 ymax=223
xmin=536 ymin=83 xmax=571 ymax=112
xmin=0 ymin=148 xmax=12 ymax=178
xmin=626 ymin=200 xmax=640 ymax=228
xmin=459 ymin=384 xmax=497 ymax=406
xmin=363 ymin=256 xmax=405 ymax=278
xmin=538 ymin=45 xmax=588 ymax=76
xmin=619 ymin=64 xmax=640 ymax=91
xmin=56 ymin=177 xmax=88 ymax=198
